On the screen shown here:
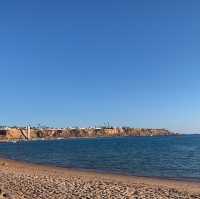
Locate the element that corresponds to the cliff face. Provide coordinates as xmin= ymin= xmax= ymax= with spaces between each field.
xmin=0 ymin=128 xmax=176 ymax=140
xmin=0 ymin=128 xmax=27 ymax=140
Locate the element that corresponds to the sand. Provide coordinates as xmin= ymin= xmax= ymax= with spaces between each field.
xmin=0 ymin=158 xmax=200 ymax=199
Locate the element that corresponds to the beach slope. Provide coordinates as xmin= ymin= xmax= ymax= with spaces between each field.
xmin=0 ymin=158 xmax=200 ymax=199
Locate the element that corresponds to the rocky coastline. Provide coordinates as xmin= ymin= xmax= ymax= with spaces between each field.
xmin=0 ymin=127 xmax=176 ymax=141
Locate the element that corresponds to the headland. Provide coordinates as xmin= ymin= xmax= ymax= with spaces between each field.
xmin=0 ymin=127 xmax=177 ymax=142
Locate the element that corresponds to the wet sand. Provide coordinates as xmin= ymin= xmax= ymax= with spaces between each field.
xmin=0 ymin=158 xmax=200 ymax=198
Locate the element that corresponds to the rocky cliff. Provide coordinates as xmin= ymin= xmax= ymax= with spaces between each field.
xmin=0 ymin=128 xmax=176 ymax=140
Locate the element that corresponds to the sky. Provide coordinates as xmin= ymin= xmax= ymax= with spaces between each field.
xmin=0 ymin=0 xmax=200 ymax=133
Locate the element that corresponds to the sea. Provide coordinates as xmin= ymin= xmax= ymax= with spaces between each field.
xmin=0 ymin=135 xmax=200 ymax=181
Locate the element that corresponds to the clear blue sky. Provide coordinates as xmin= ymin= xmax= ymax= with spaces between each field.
xmin=0 ymin=0 xmax=200 ymax=132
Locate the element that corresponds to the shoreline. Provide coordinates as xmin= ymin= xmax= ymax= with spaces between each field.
xmin=1 ymin=155 xmax=200 ymax=184
xmin=0 ymin=134 xmax=181 ymax=144
xmin=0 ymin=158 xmax=200 ymax=198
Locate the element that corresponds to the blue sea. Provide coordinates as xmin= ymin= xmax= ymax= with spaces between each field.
xmin=0 ymin=135 xmax=200 ymax=181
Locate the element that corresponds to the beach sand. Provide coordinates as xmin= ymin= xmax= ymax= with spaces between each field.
xmin=0 ymin=158 xmax=200 ymax=198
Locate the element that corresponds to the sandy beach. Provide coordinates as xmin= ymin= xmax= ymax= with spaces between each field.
xmin=0 ymin=159 xmax=199 ymax=198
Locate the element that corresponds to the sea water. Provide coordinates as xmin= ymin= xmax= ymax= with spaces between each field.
xmin=0 ymin=135 xmax=200 ymax=181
